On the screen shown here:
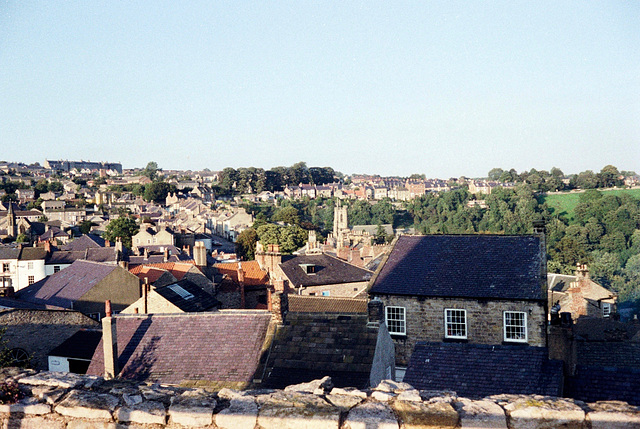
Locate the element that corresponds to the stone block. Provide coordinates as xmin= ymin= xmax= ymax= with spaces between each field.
xmin=455 ymin=398 xmax=507 ymax=429
xmin=115 ymin=400 xmax=166 ymax=425
xmin=0 ymin=397 xmax=50 ymax=415
xmin=257 ymin=391 xmax=340 ymax=429
xmin=586 ymin=401 xmax=640 ymax=429
xmin=504 ymin=396 xmax=585 ymax=429
xmin=325 ymin=393 xmax=364 ymax=411
xmin=392 ymin=400 xmax=458 ymax=428
xmin=18 ymin=372 xmax=86 ymax=389
xmin=6 ymin=416 xmax=65 ymax=429
xmin=284 ymin=376 xmax=334 ymax=395
xmin=54 ymin=390 xmax=118 ymax=420
xmin=66 ymin=421 xmax=118 ymax=429
xmin=371 ymin=391 xmax=396 ymax=402
xmin=344 ymin=401 xmax=399 ymax=429
xmin=329 ymin=387 xmax=367 ymax=399
xmin=215 ymin=396 xmax=258 ymax=429
xmin=168 ymin=392 xmax=215 ymax=427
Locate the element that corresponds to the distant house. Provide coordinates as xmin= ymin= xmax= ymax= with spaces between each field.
xmin=214 ymin=260 xmax=270 ymax=309
xmin=16 ymin=260 xmax=141 ymax=320
xmin=369 ymin=232 xmax=548 ymax=366
xmin=259 ymin=247 xmax=373 ymax=298
xmin=0 ymin=245 xmax=46 ymax=292
xmin=87 ymin=311 xmax=273 ymax=388
xmin=122 ymin=278 xmax=219 ymax=314
xmin=548 ymin=265 xmax=617 ymax=320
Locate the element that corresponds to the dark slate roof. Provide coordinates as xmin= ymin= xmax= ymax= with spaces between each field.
xmin=404 ymin=342 xmax=563 ymax=398
xmin=0 ymin=246 xmax=21 ymax=260
xmin=573 ymin=317 xmax=640 ymax=342
xmin=279 ymin=254 xmax=373 ymax=288
xmin=567 ymin=365 xmax=640 ymax=406
xmin=288 ymin=295 xmax=367 ymax=313
xmin=0 ymin=297 xmax=59 ymax=310
xmin=263 ymin=313 xmax=377 ymax=389
xmin=16 ymin=260 xmax=118 ymax=309
xmin=154 ymin=279 xmax=219 ymax=312
xmin=61 ymin=234 xmax=109 ymax=251
xmin=87 ymin=311 xmax=272 ymax=386
xmin=577 ymin=341 xmax=640 ymax=369
xmin=370 ymin=235 xmax=543 ymax=300
xmin=48 ymin=330 xmax=102 ymax=360
xmin=46 ymin=248 xmax=120 ymax=265
xmin=19 ymin=247 xmax=46 ymax=261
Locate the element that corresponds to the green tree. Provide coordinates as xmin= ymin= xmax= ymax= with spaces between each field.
xmin=273 ymin=206 xmax=300 ymax=225
xmin=236 ymin=228 xmax=258 ymax=260
xmin=142 ymin=162 xmax=159 ymax=180
xmin=79 ymin=220 xmax=94 ymax=235
xmin=143 ymin=181 xmax=175 ymax=203
xmin=103 ymin=216 xmax=139 ymax=249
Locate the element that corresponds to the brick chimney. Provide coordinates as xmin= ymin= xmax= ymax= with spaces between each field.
xmin=269 ymin=288 xmax=288 ymax=324
xmin=102 ymin=300 xmax=119 ymax=379
xmin=193 ymin=241 xmax=207 ymax=267
xmin=367 ymin=297 xmax=384 ymax=328
xmin=237 ymin=262 xmax=245 ymax=309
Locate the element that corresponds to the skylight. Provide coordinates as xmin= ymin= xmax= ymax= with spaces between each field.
xmin=168 ymin=284 xmax=194 ymax=300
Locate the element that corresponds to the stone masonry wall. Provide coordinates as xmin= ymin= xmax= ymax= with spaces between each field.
xmin=378 ymin=296 xmax=547 ymax=366
xmin=0 ymin=310 xmax=98 ymax=371
xmin=2 ymin=368 xmax=639 ymax=429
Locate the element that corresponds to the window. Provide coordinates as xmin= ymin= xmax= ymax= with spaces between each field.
xmin=27 ymin=262 xmax=33 ymax=270
xmin=445 ymin=309 xmax=467 ymax=339
xmin=28 ymin=275 xmax=34 ymax=285
xmin=602 ymin=302 xmax=612 ymax=318
xmin=504 ymin=311 xmax=527 ymax=342
xmin=385 ymin=306 xmax=406 ymax=335
xmin=88 ymin=313 xmax=101 ymax=321
xmin=54 ymin=266 xmax=61 ymax=273
xmin=321 ymin=291 xmax=330 ymax=296
xmin=168 ymin=284 xmax=194 ymax=300
xmin=2 ymin=263 xmax=9 ymax=273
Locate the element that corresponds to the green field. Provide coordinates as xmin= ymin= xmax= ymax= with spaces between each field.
xmin=539 ymin=188 xmax=640 ymax=222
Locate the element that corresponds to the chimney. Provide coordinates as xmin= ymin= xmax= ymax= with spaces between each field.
xmin=237 ymin=262 xmax=245 ymax=309
xmin=105 ymin=240 xmax=110 ymax=247
xmin=367 ymin=297 xmax=384 ymax=328
xmin=142 ymin=278 xmax=150 ymax=314
xmin=163 ymin=247 xmax=169 ymax=262
xmin=144 ymin=248 xmax=149 ymax=260
xmin=102 ymin=300 xmax=119 ymax=379
xmin=269 ymin=289 xmax=288 ymax=324
xmin=194 ymin=242 xmax=207 ymax=267
xmin=533 ymin=220 xmax=547 ymax=303
xmin=115 ymin=237 xmax=123 ymax=253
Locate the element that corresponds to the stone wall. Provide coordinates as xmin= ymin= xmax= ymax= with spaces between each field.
xmin=378 ymin=296 xmax=547 ymax=365
xmin=3 ymin=368 xmax=639 ymax=429
xmin=0 ymin=310 xmax=98 ymax=371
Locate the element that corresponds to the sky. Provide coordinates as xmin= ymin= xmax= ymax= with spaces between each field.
xmin=1 ymin=1 xmax=638 ymax=178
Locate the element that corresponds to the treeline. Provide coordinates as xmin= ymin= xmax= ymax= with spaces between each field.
xmin=217 ymin=162 xmax=339 ymax=195
xmin=406 ymin=185 xmax=640 ymax=303
xmin=236 ymin=197 xmax=400 ymax=259
xmin=486 ymin=165 xmax=635 ymax=193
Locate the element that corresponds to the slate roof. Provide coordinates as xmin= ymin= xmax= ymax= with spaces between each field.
xmin=18 ymin=247 xmax=46 ymax=261
xmin=288 ymin=295 xmax=367 ymax=313
xmin=48 ymin=330 xmax=102 ymax=360
xmin=567 ymin=365 xmax=640 ymax=406
xmin=46 ymin=248 xmax=120 ymax=265
xmin=87 ymin=311 xmax=273 ymax=386
xmin=370 ymin=235 xmax=543 ymax=300
xmin=61 ymin=234 xmax=109 ymax=251
xmin=154 ymin=279 xmax=219 ymax=312
xmin=577 ymin=341 xmax=640 ymax=369
xmin=262 ymin=313 xmax=377 ymax=389
xmin=0 ymin=247 xmax=21 ymax=260
xmin=404 ymin=342 xmax=563 ymax=398
xmin=279 ymin=254 xmax=373 ymax=288
xmin=16 ymin=260 xmax=118 ymax=309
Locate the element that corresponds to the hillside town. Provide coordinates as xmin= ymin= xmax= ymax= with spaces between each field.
xmin=1 ymin=159 xmax=640 ymax=421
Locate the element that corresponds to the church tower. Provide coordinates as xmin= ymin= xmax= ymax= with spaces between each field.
xmin=333 ymin=200 xmax=348 ymax=246
xmin=7 ymin=203 xmax=16 ymax=238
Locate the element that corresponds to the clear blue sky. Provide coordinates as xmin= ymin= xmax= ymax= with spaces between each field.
xmin=1 ymin=1 xmax=638 ymax=178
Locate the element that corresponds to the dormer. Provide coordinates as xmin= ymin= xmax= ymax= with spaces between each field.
xmin=299 ymin=263 xmax=316 ymax=275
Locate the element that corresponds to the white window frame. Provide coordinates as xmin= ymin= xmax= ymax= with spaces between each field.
xmin=385 ymin=306 xmax=406 ymax=336
xmin=602 ymin=302 xmax=612 ymax=318
xmin=444 ymin=309 xmax=467 ymax=339
xmin=503 ymin=311 xmax=528 ymax=343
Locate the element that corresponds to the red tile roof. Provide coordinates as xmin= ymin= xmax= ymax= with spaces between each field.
xmin=214 ymin=261 xmax=269 ymax=286
xmin=129 ymin=262 xmax=198 ymax=281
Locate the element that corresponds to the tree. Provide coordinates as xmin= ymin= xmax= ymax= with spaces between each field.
xmin=143 ymin=181 xmax=175 ymax=203
xmin=79 ymin=220 xmax=94 ymax=235
xmin=487 ymin=168 xmax=504 ymax=181
xmin=103 ymin=216 xmax=139 ymax=249
xmin=273 ymin=206 xmax=300 ymax=225
xmin=236 ymin=228 xmax=258 ymax=260
xmin=142 ymin=162 xmax=159 ymax=180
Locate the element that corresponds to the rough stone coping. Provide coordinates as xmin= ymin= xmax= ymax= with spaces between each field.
xmin=3 ymin=369 xmax=640 ymax=428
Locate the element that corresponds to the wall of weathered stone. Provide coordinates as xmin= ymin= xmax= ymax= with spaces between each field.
xmin=377 ymin=296 xmax=547 ymax=365
xmin=3 ymin=368 xmax=639 ymax=429
xmin=0 ymin=310 xmax=98 ymax=371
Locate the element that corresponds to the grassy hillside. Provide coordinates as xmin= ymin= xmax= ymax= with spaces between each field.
xmin=539 ymin=188 xmax=640 ymax=222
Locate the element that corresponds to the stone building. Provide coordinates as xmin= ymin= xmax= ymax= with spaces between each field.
xmin=369 ymin=230 xmax=548 ymax=366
